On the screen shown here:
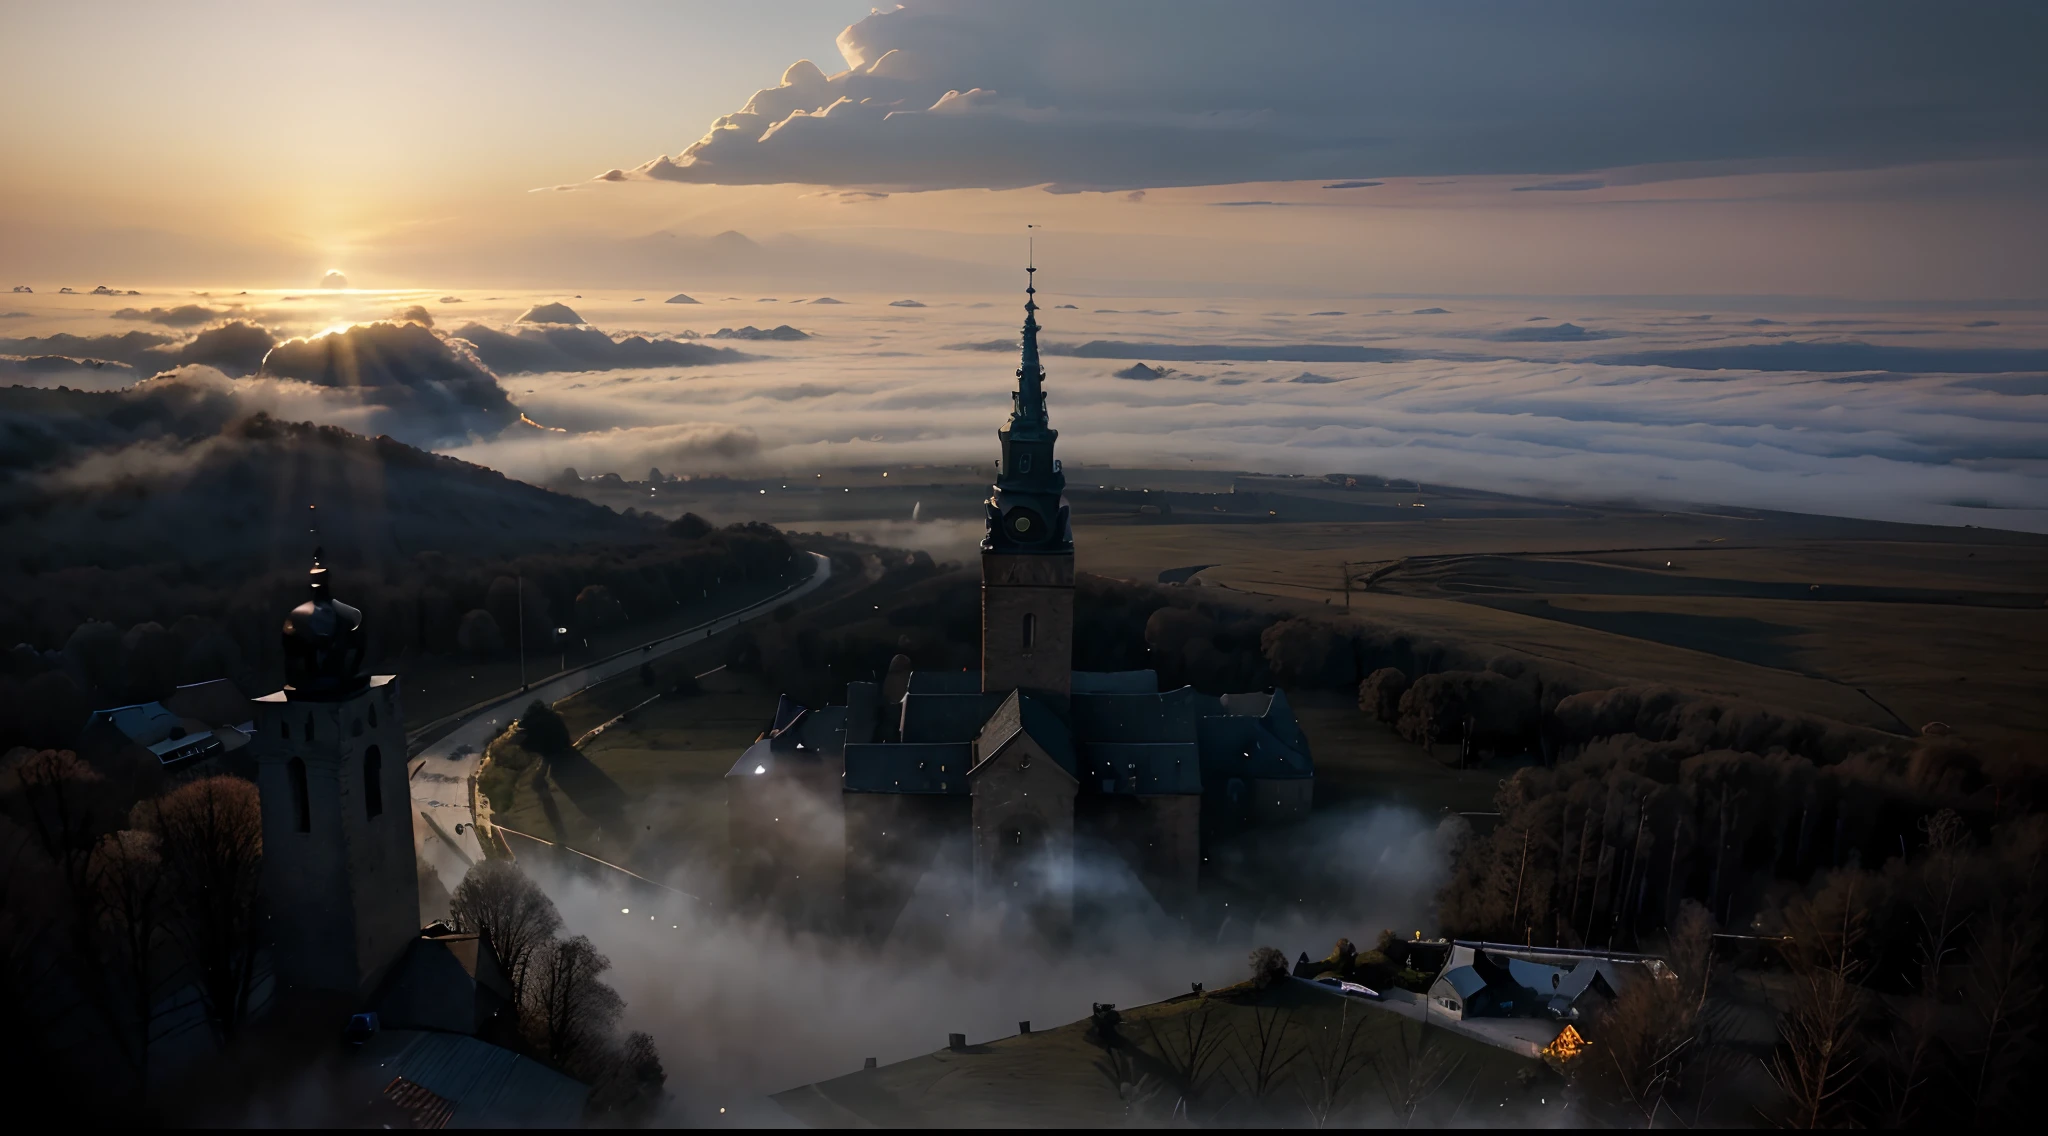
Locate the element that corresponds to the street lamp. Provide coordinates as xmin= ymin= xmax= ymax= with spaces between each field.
xmin=555 ymin=627 xmax=569 ymax=674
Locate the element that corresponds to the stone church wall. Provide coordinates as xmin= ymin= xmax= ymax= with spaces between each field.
xmin=968 ymin=734 xmax=1077 ymax=933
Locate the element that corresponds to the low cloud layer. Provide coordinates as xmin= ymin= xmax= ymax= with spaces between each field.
xmin=628 ymin=1 xmax=2048 ymax=191
xmin=0 ymin=322 xmax=277 ymax=376
xmin=452 ymin=321 xmax=748 ymax=374
xmin=7 ymin=291 xmax=2043 ymax=533
xmin=260 ymin=322 xmax=520 ymax=443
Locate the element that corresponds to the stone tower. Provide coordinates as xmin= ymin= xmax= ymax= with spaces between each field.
xmin=981 ymin=261 xmax=1074 ymax=700
xmin=250 ymin=551 xmax=418 ymax=999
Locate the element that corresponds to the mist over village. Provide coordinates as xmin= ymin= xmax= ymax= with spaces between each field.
xmin=2 ymin=1 xmax=2046 ymax=1128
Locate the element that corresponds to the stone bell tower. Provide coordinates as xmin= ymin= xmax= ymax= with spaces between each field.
xmin=981 ymin=260 xmax=1074 ymax=700
xmin=250 ymin=549 xmax=417 ymax=999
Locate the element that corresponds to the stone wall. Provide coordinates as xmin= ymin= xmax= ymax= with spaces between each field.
xmin=968 ymin=732 xmax=1077 ymax=935
xmin=981 ymin=552 xmax=1074 ymax=697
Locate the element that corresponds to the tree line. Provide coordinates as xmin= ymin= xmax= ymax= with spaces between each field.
xmin=0 ymin=517 xmax=795 ymax=753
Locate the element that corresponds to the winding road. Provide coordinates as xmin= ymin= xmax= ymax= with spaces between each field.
xmin=407 ymin=551 xmax=833 ymax=895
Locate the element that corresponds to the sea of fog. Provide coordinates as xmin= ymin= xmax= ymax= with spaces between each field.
xmin=4 ymin=284 xmax=2045 ymax=532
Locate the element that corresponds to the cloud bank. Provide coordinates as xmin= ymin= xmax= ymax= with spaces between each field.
xmin=259 ymin=322 xmax=521 ymax=443
xmin=628 ymin=0 xmax=2048 ymax=191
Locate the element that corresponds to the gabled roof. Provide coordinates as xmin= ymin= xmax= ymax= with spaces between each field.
xmin=970 ymin=691 xmax=1076 ymax=778
xmin=844 ymin=743 xmax=971 ymax=794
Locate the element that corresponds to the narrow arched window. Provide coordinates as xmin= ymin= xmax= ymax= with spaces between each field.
xmin=1018 ymin=452 xmax=1032 ymax=474
xmin=368 ymin=705 xmax=378 ymax=729
xmin=364 ymin=745 xmax=383 ymax=819
xmin=1021 ymin=612 xmax=1036 ymax=650
xmin=304 ymin=715 xmax=315 ymax=741
xmin=280 ymin=720 xmax=290 ymax=740
xmin=288 ymin=757 xmax=311 ymax=833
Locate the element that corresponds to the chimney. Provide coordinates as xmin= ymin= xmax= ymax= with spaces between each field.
xmin=1018 ymin=1021 xmax=1031 ymax=1035
xmin=1191 ymin=982 xmax=1204 ymax=996
xmin=863 ymin=1057 xmax=876 ymax=1070
xmin=948 ymin=1033 xmax=966 ymax=1052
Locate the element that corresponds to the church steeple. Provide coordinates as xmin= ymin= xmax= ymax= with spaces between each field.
xmin=984 ymin=258 xmax=1069 ymax=553
xmin=980 ymin=251 xmax=1075 ymax=700
xmin=1014 ymin=262 xmax=1047 ymax=427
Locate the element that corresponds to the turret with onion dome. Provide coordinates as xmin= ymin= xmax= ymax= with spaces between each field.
xmin=281 ymin=547 xmax=368 ymax=699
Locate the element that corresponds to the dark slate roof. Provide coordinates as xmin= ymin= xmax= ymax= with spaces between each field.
xmin=1196 ymin=714 xmax=1313 ymax=779
xmin=1080 ymin=742 xmax=1202 ymax=795
xmin=357 ymin=1029 xmax=587 ymax=1127
xmin=1072 ymin=670 xmax=1160 ymax=693
xmin=844 ymin=743 xmax=972 ymax=793
xmin=905 ymin=670 xmax=982 ymax=694
xmin=900 ymin=692 xmax=1005 ymax=743
xmin=972 ymin=691 xmax=1077 ymax=776
xmin=724 ymin=704 xmax=848 ymax=778
xmin=1070 ymin=687 xmax=1216 ymax=742
xmin=725 ymin=736 xmax=777 ymax=779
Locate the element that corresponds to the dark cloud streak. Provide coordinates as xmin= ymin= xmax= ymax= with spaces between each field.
xmin=626 ymin=0 xmax=2048 ymax=191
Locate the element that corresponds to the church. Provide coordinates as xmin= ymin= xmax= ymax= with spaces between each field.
xmin=726 ymin=267 xmax=1314 ymax=937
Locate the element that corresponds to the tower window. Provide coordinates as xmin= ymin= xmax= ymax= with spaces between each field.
xmin=288 ymin=757 xmax=310 ymax=833
xmin=1021 ymin=612 xmax=1036 ymax=650
xmin=369 ymin=705 xmax=378 ymax=729
xmin=364 ymin=745 xmax=383 ymax=820
xmin=280 ymin=720 xmax=290 ymax=740
xmin=304 ymin=715 xmax=314 ymax=741
xmin=1018 ymin=452 xmax=1032 ymax=473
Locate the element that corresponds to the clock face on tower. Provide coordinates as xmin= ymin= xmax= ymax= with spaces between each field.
xmin=1005 ymin=506 xmax=1045 ymax=541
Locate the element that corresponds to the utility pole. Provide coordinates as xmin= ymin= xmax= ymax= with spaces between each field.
xmin=517 ymin=573 xmax=526 ymax=691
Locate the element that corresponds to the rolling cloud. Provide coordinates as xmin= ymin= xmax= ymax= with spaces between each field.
xmin=625 ymin=0 xmax=2048 ymax=191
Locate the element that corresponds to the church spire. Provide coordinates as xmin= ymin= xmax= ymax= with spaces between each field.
xmin=1013 ymin=257 xmax=1047 ymax=427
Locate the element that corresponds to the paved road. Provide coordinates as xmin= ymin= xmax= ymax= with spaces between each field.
xmin=408 ymin=552 xmax=832 ymax=894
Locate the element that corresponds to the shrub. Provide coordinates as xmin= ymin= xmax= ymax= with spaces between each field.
xmin=1249 ymin=945 xmax=1289 ymax=989
xmin=518 ymin=700 xmax=571 ymax=754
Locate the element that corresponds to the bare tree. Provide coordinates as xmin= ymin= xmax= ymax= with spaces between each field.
xmin=88 ymin=828 xmax=171 ymax=1088
xmin=1767 ymin=877 xmax=1869 ymax=1129
xmin=590 ymin=1030 xmax=667 ymax=1121
xmin=526 ymin=934 xmax=623 ymax=1072
xmin=1143 ymin=1006 xmax=1233 ymax=1121
xmin=451 ymin=859 xmax=562 ymax=1004
xmin=1960 ymin=913 xmax=2043 ymax=1123
xmin=1093 ymin=1039 xmax=1164 ymax=1123
xmin=1237 ymin=1004 xmax=1302 ymax=1104
xmin=1913 ymin=809 xmax=1974 ymax=996
xmin=1373 ymin=1017 xmax=1461 ymax=1125
xmin=1298 ymin=1001 xmax=1371 ymax=1128
xmin=10 ymin=749 xmax=108 ymax=894
xmin=140 ymin=776 xmax=264 ymax=1042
